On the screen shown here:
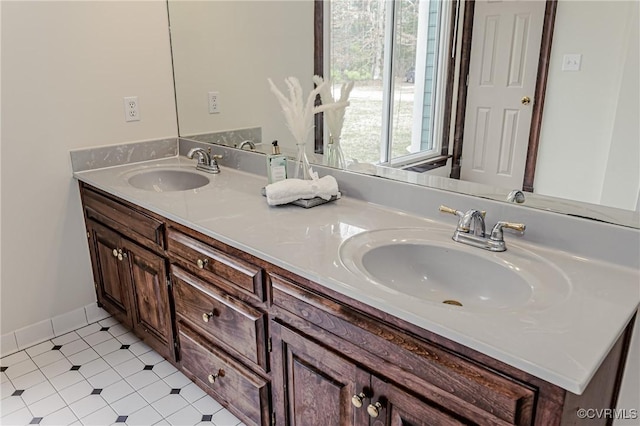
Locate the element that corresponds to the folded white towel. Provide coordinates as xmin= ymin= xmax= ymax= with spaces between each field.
xmin=265 ymin=175 xmax=339 ymax=206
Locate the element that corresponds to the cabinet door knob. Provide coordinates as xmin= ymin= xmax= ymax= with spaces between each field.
xmin=112 ymin=249 xmax=119 ymax=257
xmin=367 ymin=401 xmax=383 ymax=418
xmin=117 ymin=249 xmax=124 ymax=261
xmin=196 ymin=258 xmax=209 ymax=269
xmin=207 ymin=369 xmax=225 ymax=384
xmin=202 ymin=310 xmax=218 ymax=322
xmin=351 ymin=392 xmax=367 ymax=408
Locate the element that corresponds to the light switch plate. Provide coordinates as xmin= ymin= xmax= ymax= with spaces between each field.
xmin=562 ymin=54 xmax=582 ymax=71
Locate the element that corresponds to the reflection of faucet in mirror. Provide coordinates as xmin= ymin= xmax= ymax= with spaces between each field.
xmin=238 ymin=140 xmax=256 ymax=151
xmin=507 ymin=190 xmax=526 ymax=204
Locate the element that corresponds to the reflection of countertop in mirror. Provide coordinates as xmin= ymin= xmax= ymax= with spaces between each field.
xmin=187 ymin=135 xmax=639 ymax=229
xmin=72 ymin=140 xmax=639 ymax=395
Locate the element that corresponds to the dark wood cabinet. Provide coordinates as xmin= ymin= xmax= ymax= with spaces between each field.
xmin=82 ymin=185 xmax=174 ymax=360
xmin=368 ymin=376 xmax=466 ymax=426
xmin=271 ymin=320 xmax=470 ymax=426
xmin=269 ymin=275 xmax=532 ymax=426
xmin=79 ymin=182 xmax=635 ymax=426
xmin=178 ymin=324 xmax=270 ymax=426
xmin=122 ymin=238 xmax=174 ymax=361
xmin=86 ymin=220 xmax=133 ymax=328
xmin=271 ymin=321 xmax=370 ymax=426
xmin=171 ymin=266 xmax=268 ymax=372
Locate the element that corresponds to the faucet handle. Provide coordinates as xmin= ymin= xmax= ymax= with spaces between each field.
xmin=501 ymin=222 xmax=526 ymax=232
xmin=439 ymin=205 xmax=463 ymax=218
xmin=490 ymin=221 xmax=526 ymax=241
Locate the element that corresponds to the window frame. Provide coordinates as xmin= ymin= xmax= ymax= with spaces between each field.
xmin=314 ymin=0 xmax=459 ymax=171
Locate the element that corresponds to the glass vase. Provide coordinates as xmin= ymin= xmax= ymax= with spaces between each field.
xmin=326 ymin=135 xmax=345 ymax=169
xmin=294 ymin=143 xmax=312 ymax=180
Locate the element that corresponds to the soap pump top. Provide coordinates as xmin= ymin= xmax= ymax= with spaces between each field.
xmin=272 ymin=140 xmax=281 ymax=155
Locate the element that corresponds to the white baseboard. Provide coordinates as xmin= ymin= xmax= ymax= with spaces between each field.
xmin=1 ymin=302 xmax=110 ymax=358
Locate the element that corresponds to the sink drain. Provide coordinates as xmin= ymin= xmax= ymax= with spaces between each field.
xmin=442 ymin=300 xmax=463 ymax=307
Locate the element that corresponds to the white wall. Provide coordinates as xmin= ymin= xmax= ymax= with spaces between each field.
xmin=1 ymin=1 xmax=177 ymax=334
xmin=600 ymin=1 xmax=640 ymax=211
xmin=535 ymin=1 xmax=638 ymax=206
xmin=169 ymin=0 xmax=314 ymax=155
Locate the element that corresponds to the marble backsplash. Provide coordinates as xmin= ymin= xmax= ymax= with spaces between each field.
xmin=70 ymin=137 xmax=177 ymax=172
xmin=70 ymin=127 xmax=262 ymax=173
xmin=181 ymin=127 xmax=262 ymax=149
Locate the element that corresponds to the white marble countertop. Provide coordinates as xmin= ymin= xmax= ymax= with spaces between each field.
xmin=74 ymin=156 xmax=639 ymax=395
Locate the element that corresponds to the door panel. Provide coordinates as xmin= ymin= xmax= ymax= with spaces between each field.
xmin=462 ymin=0 xmax=545 ymax=189
xmin=124 ymin=239 xmax=174 ymax=360
xmin=87 ymin=220 xmax=131 ymax=327
xmin=270 ymin=321 xmax=369 ymax=426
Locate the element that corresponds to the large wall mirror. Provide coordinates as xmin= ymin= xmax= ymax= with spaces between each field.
xmin=168 ymin=0 xmax=639 ymax=228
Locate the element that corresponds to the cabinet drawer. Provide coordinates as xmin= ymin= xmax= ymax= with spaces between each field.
xmin=82 ymin=187 xmax=164 ymax=250
xmin=271 ymin=274 xmax=536 ymax=425
xmin=172 ymin=266 xmax=268 ymax=371
xmin=178 ymin=325 xmax=269 ymax=426
xmin=167 ymin=229 xmax=264 ymax=302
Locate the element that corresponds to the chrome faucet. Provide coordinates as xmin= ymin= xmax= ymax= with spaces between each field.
xmin=238 ymin=140 xmax=256 ymax=151
xmin=187 ymin=147 xmax=222 ymax=174
xmin=439 ymin=205 xmax=526 ymax=252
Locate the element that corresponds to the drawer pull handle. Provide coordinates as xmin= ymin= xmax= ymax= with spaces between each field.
xmin=351 ymin=392 xmax=367 ymax=408
xmin=367 ymin=401 xmax=383 ymax=418
xmin=196 ymin=258 xmax=209 ymax=269
xmin=202 ymin=310 xmax=218 ymax=322
xmin=207 ymin=369 xmax=225 ymax=384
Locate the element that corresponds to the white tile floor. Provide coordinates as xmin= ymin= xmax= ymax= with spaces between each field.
xmin=1 ymin=317 xmax=246 ymax=426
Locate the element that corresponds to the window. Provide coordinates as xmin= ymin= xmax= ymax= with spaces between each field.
xmin=322 ymin=0 xmax=456 ymax=168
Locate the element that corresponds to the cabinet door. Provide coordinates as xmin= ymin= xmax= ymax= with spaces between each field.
xmin=368 ymin=376 xmax=467 ymax=426
xmin=122 ymin=239 xmax=174 ymax=360
xmin=271 ymin=321 xmax=369 ymax=426
xmin=87 ymin=220 xmax=132 ymax=328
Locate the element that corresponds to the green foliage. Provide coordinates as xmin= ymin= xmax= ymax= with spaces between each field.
xmin=330 ymin=0 xmax=419 ymax=83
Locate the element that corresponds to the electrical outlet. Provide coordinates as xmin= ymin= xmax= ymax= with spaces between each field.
xmin=208 ymin=91 xmax=220 ymax=114
xmin=124 ymin=96 xmax=140 ymax=122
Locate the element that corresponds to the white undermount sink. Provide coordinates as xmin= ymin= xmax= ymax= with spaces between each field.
xmin=339 ymin=228 xmax=572 ymax=312
xmin=127 ymin=168 xmax=209 ymax=192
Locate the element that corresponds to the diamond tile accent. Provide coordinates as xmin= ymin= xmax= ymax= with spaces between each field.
xmin=120 ymin=344 xmax=130 ymax=350
xmin=143 ymin=365 xmax=154 ymax=371
xmin=170 ymin=388 xmax=180 ymax=395
xmin=12 ymin=389 xmax=25 ymax=396
xmin=29 ymin=417 xmax=43 ymax=424
xmin=91 ymin=388 xmax=102 ymax=395
xmin=70 ymin=365 xmax=81 ymax=371
xmin=0 ymin=366 xmax=7 ymax=372
xmin=202 ymin=414 xmax=213 ymax=422
xmin=51 ymin=345 xmax=62 ymax=351
xmin=116 ymin=415 xmax=128 ymax=423
xmin=100 ymin=327 xmax=110 ymax=332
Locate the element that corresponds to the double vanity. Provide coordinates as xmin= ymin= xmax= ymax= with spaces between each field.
xmin=72 ymin=140 xmax=639 ymax=425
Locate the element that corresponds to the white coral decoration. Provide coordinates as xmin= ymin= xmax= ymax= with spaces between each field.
xmin=312 ymin=75 xmax=353 ymax=141
xmin=268 ymin=76 xmax=348 ymax=146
